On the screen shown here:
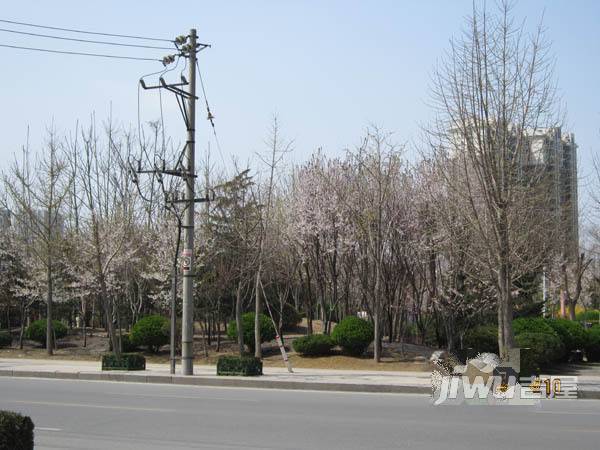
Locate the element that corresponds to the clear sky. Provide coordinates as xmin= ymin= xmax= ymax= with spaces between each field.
xmin=0 ymin=1 xmax=598 ymax=209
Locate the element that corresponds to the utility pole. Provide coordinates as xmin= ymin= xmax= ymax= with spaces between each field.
xmin=134 ymin=29 xmax=210 ymax=376
xmin=181 ymin=28 xmax=197 ymax=376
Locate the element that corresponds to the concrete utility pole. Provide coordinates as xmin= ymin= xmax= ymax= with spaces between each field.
xmin=181 ymin=28 xmax=197 ymax=376
xmin=136 ymin=29 xmax=209 ymax=376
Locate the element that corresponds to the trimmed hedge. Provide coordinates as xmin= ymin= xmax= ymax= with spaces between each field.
xmin=463 ymin=325 xmax=499 ymax=354
xmin=130 ymin=315 xmax=169 ymax=353
xmin=585 ymin=326 xmax=600 ymax=362
xmin=216 ymin=355 xmax=262 ymax=376
xmin=0 ymin=410 xmax=34 ymax=450
xmin=25 ymin=319 xmax=67 ymax=346
xmin=515 ymin=332 xmax=564 ymax=376
xmin=546 ymin=319 xmax=586 ymax=352
xmin=0 ymin=332 xmax=11 ymax=349
xmin=227 ymin=313 xmax=276 ymax=352
xmin=292 ymin=334 xmax=334 ymax=356
xmin=101 ymin=353 xmax=146 ymax=371
xmin=331 ymin=316 xmax=374 ymax=356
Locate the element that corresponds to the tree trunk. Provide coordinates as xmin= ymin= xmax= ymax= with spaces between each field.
xmin=82 ymin=297 xmax=87 ymax=348
xmin=374 ymin=262 xmax=381 ymax=363
xmin=46 ymin=258 xmax=54 ymax=356
xmin=568 ymin=300 xmax=576 ymax=321
xmin=236 ymin=281 xmax=244 ymax=355
xmin=216 ymin=300 xmax=221 ymax=353
xmin=303 ymin=263 xmax=313 ymax=335
xmin=497 ymin=217 xmax=514 ymax=361
xmin=254 ymin=267 xmax=262 ymax=358
xmin=18 ymin=303 xmax=26 ymax=350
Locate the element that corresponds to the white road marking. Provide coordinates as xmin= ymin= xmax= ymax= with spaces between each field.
xmin=36 ymin=427 xmax=62 ymax=432
xmin=104 ymin=391 xmax=259 ymax=402
xmin=536 ymin=410 xmax=600 ymax=416
xmin=3 ymin=399 xmax=175 ymax=413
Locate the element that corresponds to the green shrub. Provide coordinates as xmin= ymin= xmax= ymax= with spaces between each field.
xmin=513 ymin=317 xmax=556 ymax=335
xmin=0 ymin=332 xmax=11 ymax=349
xmin=130 ymin=315 xmax=169 ymax=353
xmin=227 ymin=313 xmax=276 ymax=352
xmin=584 ymin=326 xmax=600 ymax=362
xmin=25 ymin=319 xmax=67 ymax=346
xmin=292 ymin=334 xmax=334 ymax=356
xmin=274 ymin=303 xmax=302 ymax=331
xmin=101 ymin=353 xmax=146 ymax=371
xmin=576 ymin=310 xmax=600 ymax=324
xmin=463 ymin=325 xmax=499 ymax=354
xmin=0 ymin=410 xmax=34 ymax=450
xmin=331 ymin=316 xmax=374 ymax=356
xmin=515 ymin=332 xmax=564 ymax=375
xmin=546 ymin=319 xmax=586 ymax=352
xmin=216 ymin=355 xmax=263 ymax=376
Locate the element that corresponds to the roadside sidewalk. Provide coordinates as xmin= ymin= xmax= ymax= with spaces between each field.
xmin=1 ymin=357 xmax=599 ymax=398
xmin=0 ymin=358 xmax=431 ymax=394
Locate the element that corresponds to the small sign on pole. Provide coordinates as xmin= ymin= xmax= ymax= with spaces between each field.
xmin=182 ymin=249 xmax=192 ymax=272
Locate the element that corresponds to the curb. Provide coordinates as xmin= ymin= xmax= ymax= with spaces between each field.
xmin=0 ymin=369 xmax=430 ymax=395
xmin=1 ymin=369 xmax=598 ymax=398
xmin=577 ymin=384 xmax=600 ymax=400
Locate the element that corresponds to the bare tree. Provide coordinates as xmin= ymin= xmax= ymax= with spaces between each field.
xmin=76 ymin=119 xmax=134 ymax=356
xmin=2 ymin=132 xmax=72 ymax=355
xmin=427 ymin=1 xmax=560 ymax=359
xmin=253 ymin=117 xmax=292 ymax=358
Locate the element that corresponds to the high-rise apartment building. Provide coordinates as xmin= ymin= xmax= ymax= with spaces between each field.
xmin=529 ymin=127 xmax=579 ymax=260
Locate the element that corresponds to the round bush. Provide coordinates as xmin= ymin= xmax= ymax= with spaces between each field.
xmin=0 ymin=410 xmax=34 ymax=450
xmin=227 ymin=313 xmax=276 ymax=352
xmin=275 ymin=303 xmax=302 ymax=331
xmin=25 ymin=319 xmax=67 ymax=346
xmin=0 ymin=332 xmax=12 ymax=349
xmin=546 ymin=318 xmax=586 ymax=352
xmin=463 ymin=325 xmax=499 ymax=354
xmin=585 ymin=326 xmax=600 ymax=362
xmin=331 ymin=316 xmax=374 ymax=356
xmin=292 ymin=334 xmax=334 ymax=356
xmin=515 ymin=332 xmax=564 ymax=375
xmin=513 ymin=317 xmax=556 ymax=335
xmin=130 ymin=315 xmax=169 ymax=353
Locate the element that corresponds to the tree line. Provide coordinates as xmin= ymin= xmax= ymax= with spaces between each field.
xmin=0 ymin=2 xmax=598 ymax=361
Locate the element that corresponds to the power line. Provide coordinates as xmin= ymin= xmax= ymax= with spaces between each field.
xmin=0 ymin=18 xmax=173 ymax=43
xmin=0 ymin=26 xmax=175 ymax=50
xmin=196 ymin=59 xmax=226 ymax=167
xmin=0 ymin=43 xmax=162 ymax=61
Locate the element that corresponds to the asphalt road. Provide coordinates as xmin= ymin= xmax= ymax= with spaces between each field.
xmin=1 ymin=377 xmax=599 ymax=450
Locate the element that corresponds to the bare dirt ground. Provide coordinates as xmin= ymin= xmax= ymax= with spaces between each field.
xmin=0 ymin=320 xmax=435 ymax=372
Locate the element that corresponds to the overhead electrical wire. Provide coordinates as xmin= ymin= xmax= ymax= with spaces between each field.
xmin=0 ymin=26 xmax=175 ymax=50
xmin=196 ymin=59 xmax=226 ymax=168
xmin=0 ymin=43 xmax=162 ymax=61
xmin=0 ymin=18 xmax=173 ymax=42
